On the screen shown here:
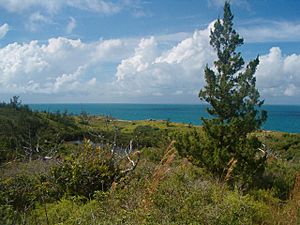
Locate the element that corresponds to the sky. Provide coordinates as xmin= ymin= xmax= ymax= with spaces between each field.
xmin=0 ymin=0 xmax=300 ymax=104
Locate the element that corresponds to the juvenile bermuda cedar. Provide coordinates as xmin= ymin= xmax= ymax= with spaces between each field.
xmin=176 ymin=1 xmax=267 ymax=189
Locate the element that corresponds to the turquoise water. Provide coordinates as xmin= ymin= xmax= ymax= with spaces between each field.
xmin=28 ymin=104 xmax=300 ymax=133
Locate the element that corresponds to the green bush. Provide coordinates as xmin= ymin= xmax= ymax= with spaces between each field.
xmin=175 ymin=128 xmax=266 ymax=189
xmin=260 ymin=160 xmax=297 ymax=200
xmin=148 ymin=162 xmax=271 ymax=224
xmin=140 ymin=147 xmax=165 ymax=163
xmin=0 ymin=175 xmax=38 ymax=212
xmin=0 ymin=164 xmax=62 ymax=223
xmin=133 ymin=125 xmax=163 ymax=147
xmin=29 ymin=175 xmax=272 ymax=225
xmin=0 ymin=205 xmax=16 ymax=225
xmin=262 ymin=133 xmax=300 ymax=161
xmin=29 ymin=198 xmax=82 ymax=225
xmin=29 ymin=191 xmax=138 ymax=225
xmin=51 ymin=139 xmax=119 ymax=198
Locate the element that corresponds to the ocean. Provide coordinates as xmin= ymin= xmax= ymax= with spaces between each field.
xmin=28 ymin=104 xmax=300 ymax=133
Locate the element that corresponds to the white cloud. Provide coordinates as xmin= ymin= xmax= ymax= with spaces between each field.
xmin=0 ymin=22 xmax=216 ymax=101
xmin=284 ymin=84 xmax=298 ymax=97
xmin=51 ymin=66 xmax=86 ymax=94
xmin=0 ymin=21 xmax=299 ymax=103
xmin=114 ymin=23 xmax=300 ymax=102
xmin=0 ymin=0 xmax=140 ymax=15
xmin=240 ymin=21 xmax=300 ymax=42
xmin=66 ymin=0 xmax=121 ymax=14
xmin=0 ymin=1 xmax=144 ymax=33
xmin=0 ymin=37 xmax=129 ymax=95
xmin=115 ymin=22 xmax=216 ymax=98
xmin=0 ymin=23 xmax=9 ymax=39
xmin=66 ymin=17 xmax=76 ymax=34
xmin=26 ymin=12 xmax=50 ymax=31
xmin=256 ymin=47 xmax=300 ymax=98
xmin=0 ymin=0 xmax=60 ymax=13
xmin=116 ymin=36 xmax=158 ymax=82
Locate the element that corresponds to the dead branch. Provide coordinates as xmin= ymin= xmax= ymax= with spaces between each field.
xmin=258 ymin=143 xmax=278 ymax=159
xmin=121 ymin=140 xmax=140 ymax=174
xmin=21 ymin=131 xmax=63 ymax=161
xmin=38 ymin=133 xmax=64 ymax=159
xmin=21 ymin=127 xmax=34 ymax=161
xmin=111 ymin=127 xmax=119 ymax=155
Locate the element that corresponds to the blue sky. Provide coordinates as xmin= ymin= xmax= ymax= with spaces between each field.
xmin=0 ymin=0 xmax=300 ymax=104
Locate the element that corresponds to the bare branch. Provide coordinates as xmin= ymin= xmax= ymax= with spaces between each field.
xmin=258 ymin=143 xmax=278 ymax=159
xmin=111 ymin=127 xmax=118 ymax=155
xmin=121 ymin=140 xmax=140 ymax=174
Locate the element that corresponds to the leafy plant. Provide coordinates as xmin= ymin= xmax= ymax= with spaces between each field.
xmin=133 ymin=125 xmax=163 ymax=147
xmin=0 ymin=175 xmax=38 ymax=212
xmin=51 ymin=139 xmax=119 ymax=198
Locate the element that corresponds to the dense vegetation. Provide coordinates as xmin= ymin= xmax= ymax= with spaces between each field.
xmin=0 ymin=97 xmax=299 ymax=224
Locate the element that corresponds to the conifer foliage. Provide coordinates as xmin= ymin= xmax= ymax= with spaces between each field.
xmin=176 ymin=2 xmax=267 ymax=187
xmin=199 ymin=2 xmax=267 ymax=130
xmin=200 ymin=1 xmax=267 ymax=183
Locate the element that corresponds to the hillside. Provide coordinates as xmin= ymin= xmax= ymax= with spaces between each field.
xmin=0 ymin=102 xmax=300 ymax=224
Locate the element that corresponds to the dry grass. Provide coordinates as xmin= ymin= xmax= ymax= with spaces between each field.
xmin=224 ymin=157 xmax=238 ymax=182
xmin=141 ymin=140 xmax=177 ymax=212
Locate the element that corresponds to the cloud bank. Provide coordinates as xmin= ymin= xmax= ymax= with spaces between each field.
xmin=0 ymin=21 xmax=299 ymax=103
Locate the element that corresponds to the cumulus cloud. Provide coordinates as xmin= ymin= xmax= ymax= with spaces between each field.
xmin=0 ymin=22 xmax=216 ymax=101
xmin=0 ymin=21 xmax=299 ymax=103
xmin=0 ymin=23 xmax=9 ymax=39
xmin=0 ymin=37 xmax=130 ymax=96
xmin=114 ymin=22 xmax=300 ymax=102
xmin=115 ymin=22 xmax=216 ymax=98
xmin=256 ymin=47 xmax=300 ymax=98
xmin=66 ymin=17 xmax=76 ymax=34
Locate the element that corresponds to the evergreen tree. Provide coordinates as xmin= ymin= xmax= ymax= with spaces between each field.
xmin=175 ymin=2 xmax=267 ymax=189
xmin=198 ymin=1 xmax=267 ymax=185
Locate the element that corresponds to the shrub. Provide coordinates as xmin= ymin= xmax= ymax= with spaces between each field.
xmin=51 ymin=139 xmax=119 ymax=198
xmin=0 ymin=205 xmax=15 ymax=225
xmin=260 ymin=160 xmax=297 ymax=200
xmin=149 ymin=161 xmax=271 ymax=224
xmin=133 ymin=125 xmax=163 ymax=147
xmin=0 ymin=175 xmax=39 ymax=212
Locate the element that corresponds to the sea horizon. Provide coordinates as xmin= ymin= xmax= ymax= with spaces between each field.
xmin=24 ymin=102 xmax=300 ymax=106
xmin=28 ymin=103 xmax=300 ymax=134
